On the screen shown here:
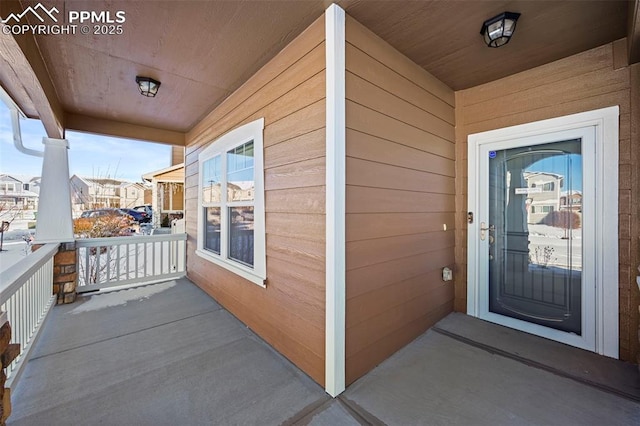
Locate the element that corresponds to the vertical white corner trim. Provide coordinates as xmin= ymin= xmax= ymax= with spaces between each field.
xmin=35 ymin=137 xmax=74 ymax=243
xmin=325 ymin=3 xmax=346 ymax=397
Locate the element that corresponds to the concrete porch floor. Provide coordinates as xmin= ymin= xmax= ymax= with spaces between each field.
xmin=8 ymin=278 xmax=640 ymax=425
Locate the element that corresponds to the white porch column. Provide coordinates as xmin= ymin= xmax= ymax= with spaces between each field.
xmin=35 ymin=137 xmax=74 ymax=243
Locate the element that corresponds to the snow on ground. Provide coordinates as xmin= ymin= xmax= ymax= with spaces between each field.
xmin=68 ymin=281 xmax=177 ymax=315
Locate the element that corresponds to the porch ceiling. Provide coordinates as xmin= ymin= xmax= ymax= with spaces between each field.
xmin=0 ymin=0 xmax=630 ymax=144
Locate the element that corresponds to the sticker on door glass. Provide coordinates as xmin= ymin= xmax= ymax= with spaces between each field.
xmin=514 ymin=187 xmax=543 ymax=194
xmin=489 ymin=151 xmax=496 ymax=159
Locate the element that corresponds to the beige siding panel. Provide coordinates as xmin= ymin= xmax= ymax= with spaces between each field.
xmin=347 ymin=101 xmax=454 ymax=159
xmin=346 ymin=247 xmax=454 ymax=300
xmin=265 ymin=186 xmax=325 ymax=214
xmin=345 ymin=43 xmax=454 ymax=124
xmin=188 ymin=69 xmax=326 ymax=164
xmin=455 ymin=41 xmax=638 ymax=363
xmin=346 ymin=129 xmax=454 ymax=176
xmin=347 ymin=212 xmax=455 ymax=242
xmin=266 ymin=212 xmax=325 ymax=241
xmin=463 ymin=67 xmax=629 ymax=126
xmin=346 ymin=157 xmax=455 ymax=194
xmin=188 ymin=267 xmax=325 ymax=383
xmin=187 ymin=15 xmax=325 ymax=144
xmin=184 ymin=172 xmax=199 ymax=190
xmin=347 ymin=272 xmax=451 ymax=327
xmin=343 ymin=15 xmax=455 ymax=384
xmin=264 ymin=100 xmax=326 ymax=147
xmin=346 ymin=186 xmax=454 ymax=214
xmin=184 ymin=185 xmax=198 ymax=201
xmin=462 ymin=44 xmax=613 ymax=106
xmin=267 ymin=233 xmax=325 ymax=272
xmin=265 ymin=157 xmax=325 ymax=191
xmin=185 ymin=49 xmax=325 ymax=168
xmin=346 ymin=283 xmax=454 ymax=357
xmin=185 ymin=17 xmax=326 ymax=386
xmin=345 ymin=302 xmax=452 ymax=385
xmin=264 ymin=128 xmax=325 ymax=169
xmin=346 ymin=71 xmax=454 ymax=141
xmin=345 ymin=15 xmax=454 ymax=106
xmin=346 ymin=230 xmax=455 ymax=271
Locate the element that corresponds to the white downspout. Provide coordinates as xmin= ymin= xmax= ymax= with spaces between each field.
xmin=10 ymin=109 xmax=44 ymax=158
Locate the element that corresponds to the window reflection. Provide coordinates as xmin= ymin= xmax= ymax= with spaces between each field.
xmin=229 ymin=206 xmax=254 ymax=266
xmin=202 ymin=156 xmax=222 ymax=203
xmin=227 ymin=141 xmax=255 ymax=202
xmin=204 ymin=207 xmax=221 ymax=254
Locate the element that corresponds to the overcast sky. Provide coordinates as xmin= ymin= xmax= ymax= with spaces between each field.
xmin=0 ymin=101 xmax=171 ymax=182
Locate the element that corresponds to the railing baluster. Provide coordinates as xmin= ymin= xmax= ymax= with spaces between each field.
xmin=73 ymin=234 xmax=186 ymax=292
xmin=135 ymin=243 xmax=139 ymax=279
xmin=106 ymin=245 xmax=111 ymax=282
xmin=152 ymin=240 xmax=156 ymax=276
xmin=127 ymin=244 xmax=131 ymax=279
xmin=84 ymin=246 xmax=90 ymax=286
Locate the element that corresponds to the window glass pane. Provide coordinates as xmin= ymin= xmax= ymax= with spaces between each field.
xmin=227 ymin=141 xmax=255 ymax=202
xmin=204 ymin=207 xmax=221 ymax=254
xmin=202 ymin=156 xmax=222 ymax=203
xmin=228 ymin=206 xmax=254 ymax=267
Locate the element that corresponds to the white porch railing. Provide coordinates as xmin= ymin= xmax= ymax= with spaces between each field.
xmin=0 ymin=243 xmax=59 ymax=387
xmin=75 ymin=233 xmax=187 ymax=293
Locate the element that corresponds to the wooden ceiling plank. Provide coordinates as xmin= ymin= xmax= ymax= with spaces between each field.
xmin=629 ymin=0 xmax=640 ymax=64
xmin=0 ymin=1 xmax=64 ymax=138
xmin=64 ymin=113 xmax=185 ymax=146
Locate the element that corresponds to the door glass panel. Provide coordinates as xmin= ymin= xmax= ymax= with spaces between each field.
xmin=488 ymin=139 xmax=582 ymax=334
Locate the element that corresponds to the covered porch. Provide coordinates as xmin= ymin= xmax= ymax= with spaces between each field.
xmin=1 ymin=0 xmax=640 ymax=417
xmin=8 ymin=278 xmax=639 ymax=425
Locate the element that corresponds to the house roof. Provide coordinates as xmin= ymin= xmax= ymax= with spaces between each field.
xmin=0 ymin=189 xmax=39 ymax=198
xmin=142 ymin=163 xmax=185 ymax=182
xmin=0 ymin=174 xmax=38 ymax=184
xmin=0 ymin=1 xmax=636 ymax=145
xmin=70 ymin=175 xmax=132 ymax=187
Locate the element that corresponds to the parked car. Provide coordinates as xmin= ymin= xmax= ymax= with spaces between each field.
xmin=80 ymin=208 xmax=133 ymax=220
xmin=133 ymin=205 xmax=153 ymax=222
xmin=119 ymin=208 xmax=150 ymax=223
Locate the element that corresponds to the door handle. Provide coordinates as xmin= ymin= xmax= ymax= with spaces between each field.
xmin=480 ymin=222 xmax=495 ymax=241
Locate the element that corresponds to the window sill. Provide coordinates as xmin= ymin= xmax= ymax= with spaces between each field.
xmin=195 ymin=249 xmax=266 ymax=288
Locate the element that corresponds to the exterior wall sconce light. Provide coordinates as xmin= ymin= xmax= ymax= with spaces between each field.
xmin=480 ymin=12 xmax=521 ymax=48
xmin=135 ymin=76 xmax=161 ymax=97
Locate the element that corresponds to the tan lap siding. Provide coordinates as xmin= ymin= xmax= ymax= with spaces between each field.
xmin=344 ymin=16 xmax=455 ymax=384
xmin=184 ymin=16 xmax=327 ymax=385
xmin=454 ymin=41 xmax=638 ymax=363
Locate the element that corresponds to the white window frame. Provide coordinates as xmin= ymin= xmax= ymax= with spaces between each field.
xmin=196 ymin=118 xmax=266 ymax=287
xmin=0 ymin=183 xmax=16 ymax=192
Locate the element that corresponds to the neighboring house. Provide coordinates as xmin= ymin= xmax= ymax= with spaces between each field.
xmin=523 ymin=172 xmax=564 ymax=224
xmin=142 ymin=164 xmax=184 ymax=227
xmin=0 ymin=174 xmax=39 ymax=210
xmin=2 ymin=2 xmax=639 ymax=399
xmin=69 ymin=175 xmax=128 ymax=214
xmin=560 ymin=190 xmax=583 ymax=212
xmin=120 ymin=182 xmax=149 ymax=209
